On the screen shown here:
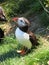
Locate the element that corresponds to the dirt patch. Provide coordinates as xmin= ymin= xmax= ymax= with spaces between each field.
xmin=0 ymin=22 xmax=12 ymax=35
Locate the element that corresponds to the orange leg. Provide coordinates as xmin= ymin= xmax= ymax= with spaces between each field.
xmin=16 ymin=49 xmax=26 ymax=55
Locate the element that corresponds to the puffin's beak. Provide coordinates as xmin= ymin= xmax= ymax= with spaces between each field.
xmin=12 ymin=17 xmax=18 ymax=22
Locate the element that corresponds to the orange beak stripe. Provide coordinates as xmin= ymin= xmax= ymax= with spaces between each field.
xmin=12 ymin=17 xmax=18 ymax=22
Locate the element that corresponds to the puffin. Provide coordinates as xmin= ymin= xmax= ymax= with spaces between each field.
xmin=0 ymin=7 xmax=7 ymax=21
xmin=0 ymin=28 xmax=4 ymax=43
xmin=12 ymin=17 xmax=38 ymax=55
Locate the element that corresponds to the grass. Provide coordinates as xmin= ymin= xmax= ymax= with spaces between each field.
xmin=0 ymin=35 xmax=49 ymax=65
xmin=1 ymin=0 xmax=42 ymax=18
xmin=0 ymin=1 xmax=49 ymax=65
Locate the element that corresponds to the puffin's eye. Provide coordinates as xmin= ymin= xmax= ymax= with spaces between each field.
xmin=20 ymin=20 xmax=23 ymax=22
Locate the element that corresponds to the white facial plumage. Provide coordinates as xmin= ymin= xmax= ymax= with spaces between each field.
xmin=17 ymin=17 xmax=26 ymax=27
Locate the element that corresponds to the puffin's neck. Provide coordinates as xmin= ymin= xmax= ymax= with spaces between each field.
xmin=19 ymin=25 xmax=28 ymax=32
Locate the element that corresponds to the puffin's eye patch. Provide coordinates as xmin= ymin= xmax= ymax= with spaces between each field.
xmin=20 ymin=20 xmax=23 ymax=22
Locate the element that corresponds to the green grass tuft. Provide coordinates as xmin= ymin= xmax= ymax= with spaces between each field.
xmin=0 ymin=35 xmax=49 ymax=65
